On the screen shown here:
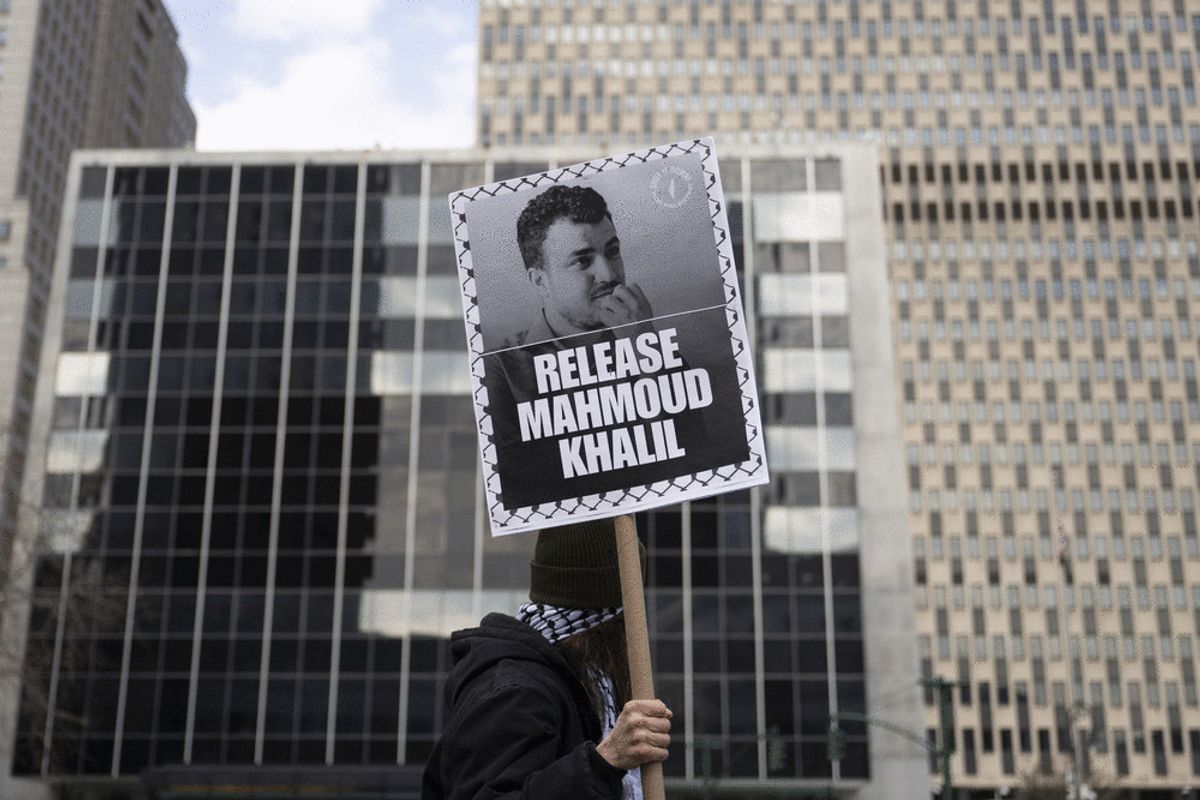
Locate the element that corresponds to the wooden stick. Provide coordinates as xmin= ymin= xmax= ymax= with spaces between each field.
xmin=614 ymin=513 xmax=665 ymax=800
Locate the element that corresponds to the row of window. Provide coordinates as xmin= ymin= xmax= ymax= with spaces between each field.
xmin=917 ymin=528 xmax=1192 ymax=563
xmin=955 ymin=724 xmax=1187 ymax=778
xmin=910 ymin=480 xmax=1200 ymax=515
xmin=100 ymin=164 xmax=470 ymax=202
xmin=482 ymin=44 xmax=1195 ymax=81
xmin=904 ymin=357 xmax=1200 ymax=387
xmin=479 ymin=11 xmax=1200 ymax=49
xmin=910 ymin=434 xmax=1200 ymax=470
xmin=892 ymin=196 xmax=1198 ymax=226
xmin=924 ymin=625 xmax=1200 ymax=671
xmin=901 ymin=321 xmax=1200 ymax=349
xmin=898 ymin=265 xmax=1200 ymax=300
xmin=907 ymin=397 xmax=1199 ymax=437
xmin=892 ymin=157 xmax=1200 ymax=190
xmin=486 ymin=81 xmax=1200 ymax=122
xmin=922 ymin=661 xmax=1190 ymax=726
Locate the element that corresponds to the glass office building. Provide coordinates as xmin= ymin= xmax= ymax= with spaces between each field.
xmin=5 ymin=145 xmax=921 ymax=798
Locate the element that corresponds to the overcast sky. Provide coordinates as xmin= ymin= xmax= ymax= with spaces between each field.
xmin=161 ymin=0 xmax=478 ymax=151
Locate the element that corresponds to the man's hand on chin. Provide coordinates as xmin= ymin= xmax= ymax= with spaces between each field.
xmin=598 ymin=283 xmax=654 ymax=330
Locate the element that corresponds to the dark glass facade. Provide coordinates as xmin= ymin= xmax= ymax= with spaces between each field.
xmin=10 ymin=150 xmax=908 ymax=795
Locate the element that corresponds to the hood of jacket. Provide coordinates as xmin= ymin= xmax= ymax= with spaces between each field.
xmin=445 ymin=612 xmax=589 ymax=708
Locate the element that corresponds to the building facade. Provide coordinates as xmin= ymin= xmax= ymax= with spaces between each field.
xmin=474 ymin=0 xmax=1200 ymax=794
xmin=1 ymin=144 xmax=921 ymax=798
xmin=81 ymin=0 xmax=196 ymax=151
xmin=0 ymin=0 xmax=195 ymax=579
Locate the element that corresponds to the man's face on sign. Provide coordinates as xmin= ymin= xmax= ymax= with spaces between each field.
xmin=530 ymin=216 xmax=626 ymax=333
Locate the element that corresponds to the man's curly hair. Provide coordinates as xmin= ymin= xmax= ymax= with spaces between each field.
xmin=516 ymin=185 xmax=612 ymax=273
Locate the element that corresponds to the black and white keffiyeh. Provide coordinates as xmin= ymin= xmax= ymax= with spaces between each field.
xmin=590 ymin=667 xmax=644 ymax=800
xmin=517 ymin=602 xmax=644 ymax=800
xmin=517 ymin=602 xmax=621 ymax=645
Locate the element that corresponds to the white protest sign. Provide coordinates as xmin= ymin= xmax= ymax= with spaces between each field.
xmin=449 ymin=139 xmax=769 ymax=535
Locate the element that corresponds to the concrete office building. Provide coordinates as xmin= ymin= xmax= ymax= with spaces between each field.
xmin=0 ymin=0 xmax=195 ymax=577
xmin=0 ymin=144 xmax=921 ymax=798
xmin=475 ymin=0 xmax=1200 ymax=794
xmin=81 ymin=0 xmax=195 ymax=151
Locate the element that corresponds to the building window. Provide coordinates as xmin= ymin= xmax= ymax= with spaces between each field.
xmin=814 ymin=158 xmax=841 ymax=190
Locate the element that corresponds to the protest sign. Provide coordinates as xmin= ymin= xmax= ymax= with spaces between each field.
xmin=449 ymin=138 xmax=768 ymax=535
xmin=449 ymin=140 xmax=767 ymax=797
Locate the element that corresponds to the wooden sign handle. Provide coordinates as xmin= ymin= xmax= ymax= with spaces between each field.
xmin=614 ymin=513 xmax=665 ymax=800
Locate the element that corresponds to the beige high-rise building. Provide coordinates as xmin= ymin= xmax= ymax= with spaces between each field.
xmin=0 ymin=0 xmax=195 ymax=571
xmin=81 ymin=0 xmax=195 ymax=150
xmin=478 ymin=0 xmax=1200 ymax=794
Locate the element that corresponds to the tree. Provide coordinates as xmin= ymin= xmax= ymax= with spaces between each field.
xmin=0 ymin=498 xmax=127 ymax=789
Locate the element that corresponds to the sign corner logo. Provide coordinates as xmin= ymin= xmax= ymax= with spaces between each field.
xmin=650 ymin=165 xmax=694 ymax=209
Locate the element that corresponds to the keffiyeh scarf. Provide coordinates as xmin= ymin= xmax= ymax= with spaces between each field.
xmin=517 ymin=602 xmax=644 ymax=800
xmin=517 ymin=602 xmax=621 ymax=645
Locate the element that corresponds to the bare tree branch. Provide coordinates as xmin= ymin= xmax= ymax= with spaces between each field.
xmin=1 ymin=496 xmax=128 ymax=777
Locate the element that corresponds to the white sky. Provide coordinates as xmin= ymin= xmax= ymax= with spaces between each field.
xmin=162 ymin=0 xmax=478 ymax=151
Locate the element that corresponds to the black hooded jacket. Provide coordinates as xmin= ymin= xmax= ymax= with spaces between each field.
xmin=420 ymin=613 xmax=627 ymax=800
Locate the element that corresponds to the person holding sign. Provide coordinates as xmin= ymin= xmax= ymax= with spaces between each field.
xmin=420 ymin=520 xmax=672 ymax=800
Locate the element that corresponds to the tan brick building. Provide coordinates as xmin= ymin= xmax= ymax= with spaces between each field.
xmin=477 ymin=0 xmax=1200 ymax=794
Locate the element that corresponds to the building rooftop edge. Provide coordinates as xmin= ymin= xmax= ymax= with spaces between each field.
xmin=69 ymin=140 xmax=880 ymax=167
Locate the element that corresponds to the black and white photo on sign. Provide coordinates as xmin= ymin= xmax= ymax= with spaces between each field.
xmin=450 ymin=140 xmax=768 ymax=535
xmin=468 ymin=153 xmax=724 ymax=353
